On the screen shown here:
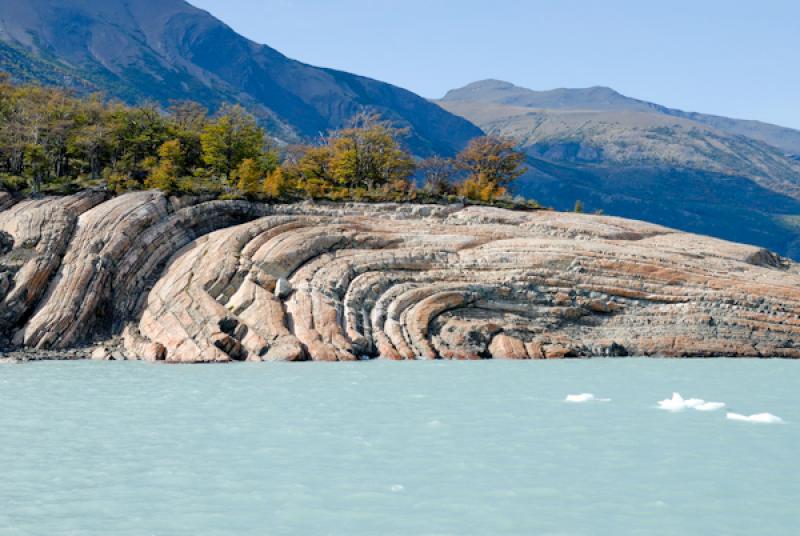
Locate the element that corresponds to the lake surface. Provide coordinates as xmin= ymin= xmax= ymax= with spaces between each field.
xmin=1 ymin=360 xmax=798 ymax=535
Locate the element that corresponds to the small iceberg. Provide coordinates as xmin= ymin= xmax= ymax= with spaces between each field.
xmin=658 ymin=393 xmax=725 ymax=412
xmin=565 ymin=393 xmax=610 ymax=403
xmin=726 ymin=412 xmax=784 ymax=424
xmin=695 ymin=402 xmax=726 ymax=412
xmin=658 ymin=393 xmax=691 ymax=411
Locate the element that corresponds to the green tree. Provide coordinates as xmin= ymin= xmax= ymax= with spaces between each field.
xmin=201 ymin=104 xmax=264 ymax=184
xmin=107 ymin=104 xmax=170 ymax=186
xmin=235 ymin=158 xmax=264 ymax=195
xmin=294 ymin=145 xmax=334 ymax=196
xmin=23 ymin=143 xmax=47 ymax=193
xmin=146 ymin=139 xmax=183 ymax=192
xmin=68 ymin=97 xmax=109 ymax=180
xmin=168 ymin=100 xmax=208 ymax=174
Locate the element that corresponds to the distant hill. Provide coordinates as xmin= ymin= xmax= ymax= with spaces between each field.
xmin=439 ymin=80 xmax=800 ymax=258
xmin=0 ymin=0 xmax=482 ymax=156
xmin=443 ymin=80 xmax=800 ymax=155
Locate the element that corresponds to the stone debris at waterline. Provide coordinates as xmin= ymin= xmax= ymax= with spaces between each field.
xmin=2 ymin=191 xmax=800 ymax=362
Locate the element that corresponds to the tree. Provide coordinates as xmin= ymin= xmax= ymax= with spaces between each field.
xmin=263 ymin=166 xmax=288 ymax=198
xmin=0 ymin=77 xmax=536 ymax=206
xmin=235 ymin=158 xmax=264 ymax=195
xmin=456 ymin=136 xmax=526 ymax=201
xmin=328 ymin=113 xmax=416 ymax=191
xmin=146 ymin=139 xmax=183 ymax=192
xmin=574 ymin=200 xmax=584 ymax=213
xmin=201 ymin=104 xmax=264 ymax=184
xmin=420 ymin=156 xmax=456 ymax=196
xmin=69 ymin=121 xmax=109 ymax=180
xmin=107 ymin=104 xmax=170 ymax=185
xmin=168 ymin=101 xmax=208 ymax=133
xmin=23 ymin=143 xmax=47 ymax=193
xmin=0 ymin=90 xmax=27 ymax=176
xmin=168 ymin=101 xmax=208 ymax=174
xmin=293 ymin=145 xmax=334 ymax=196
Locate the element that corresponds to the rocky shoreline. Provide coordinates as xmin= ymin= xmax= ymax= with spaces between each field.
xmin=3 ymin=191 xmax=800 ymax=362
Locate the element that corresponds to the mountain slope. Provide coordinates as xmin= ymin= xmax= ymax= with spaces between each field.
xmin=443 ymin=80 xmax=800 ymax=156
xmin=438 ymin=80 xmax=800 ymax=258
xmin=440 ymin=99 xmax=800 ymax=198
xmin=0 ymin=0 xmax=482 ymax=155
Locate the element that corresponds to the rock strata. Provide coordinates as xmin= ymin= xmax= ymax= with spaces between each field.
xmin=2 ymin=191 xmax=800 ymax=361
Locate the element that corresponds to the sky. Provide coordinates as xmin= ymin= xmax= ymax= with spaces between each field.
xmin=189 ymin=0 xmax=800 ymax=129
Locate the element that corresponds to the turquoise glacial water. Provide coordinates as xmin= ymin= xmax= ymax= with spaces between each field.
xmin=0 ymin=359 xmax=798 ymax=536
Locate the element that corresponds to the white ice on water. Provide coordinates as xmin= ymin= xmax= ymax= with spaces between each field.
xmin=694 ymin=401 xmax=727 ymax=412
xmin=726 ymin=412 xmax=784 ymax=424
xmin=565 ymin=393 xmax=611 ymax=403
xmin=658 ymin=393 xmax=726 ymax=412
xmin=659 ymin=393 xmax=784 ymax=423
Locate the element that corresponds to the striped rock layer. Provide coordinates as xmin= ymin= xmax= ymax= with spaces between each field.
xmin=1 ymin=191 xmax=799 ymax=362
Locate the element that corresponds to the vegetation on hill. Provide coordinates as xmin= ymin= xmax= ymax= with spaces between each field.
xmin=0 ymin=76 xmax=535 ymax=208
xmin=0 ymin=0 xmax=483 ymax=157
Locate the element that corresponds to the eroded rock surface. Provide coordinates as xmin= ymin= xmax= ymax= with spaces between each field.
xmin=0 ymin=191 xmax=106 ymax=341
xmin=2 ymin=191 xmax=800 ymax=361
xmin=0 ymin=191 xmax=12 ymax=211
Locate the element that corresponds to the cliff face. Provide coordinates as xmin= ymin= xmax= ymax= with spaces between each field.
xmin=2 ymin=192 xmax=800 ymax=362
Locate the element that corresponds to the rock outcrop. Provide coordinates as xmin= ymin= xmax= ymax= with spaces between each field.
xmin=0 ymin=191 xmax=107 ymax=339
xmin=0 ymin=190 xmax=12 ymax=211
xmin=2 ymin=191 xmax=800 ymax=361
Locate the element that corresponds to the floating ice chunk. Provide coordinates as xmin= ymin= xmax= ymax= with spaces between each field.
xmin=390 ymin=485 xmax=405 ymax=493
xmin=658 ymin=393 xmax=725 ymax=412
xmin=695 ymin=401 xmax=726 ymax=412
xmin=565 ymin=393 xmax=610 ymax=403
xmin=684 ymin=398 xmax=706 ymax=409
xmin=658 ymin=393 xmax=689 ymax=411
xmin=726 ymin=412 xmax=784 ymax=424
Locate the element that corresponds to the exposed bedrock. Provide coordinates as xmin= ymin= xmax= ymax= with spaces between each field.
xmin=0 ymin=191 xmax=12 ymax=211
xmin=0 ymin=191 xmax=107 ymax=340
xmin=2 ymin=191 xmax=800 ymax=361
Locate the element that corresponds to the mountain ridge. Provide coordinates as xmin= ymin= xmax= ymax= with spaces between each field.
xmin=0 ymin=0 xmax=482 ymax=155
xmin=442 ymin=79 xmax=800 ymax=156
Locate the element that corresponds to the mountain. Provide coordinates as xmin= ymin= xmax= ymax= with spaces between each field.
xmin=443 ymin=80 xmax=800 ymax=156
xmin=438 ymin=80 xmax=800 ymax=258
xmin=0 ymin=0 xmax=482 ymax=156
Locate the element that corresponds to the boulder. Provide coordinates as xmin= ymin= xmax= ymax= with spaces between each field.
xmin=91 ymin=347 xmax=112 ymax=361
xmin=275 ymin=278 xmax=293 ymax=299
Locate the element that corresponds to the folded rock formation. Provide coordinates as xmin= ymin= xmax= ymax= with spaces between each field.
xmin=2 ymin=191 xmax=800 ymax=361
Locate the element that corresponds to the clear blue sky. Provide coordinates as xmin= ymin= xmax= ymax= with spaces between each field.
xmin=189 ymin=0 xmax=800 ymax=129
